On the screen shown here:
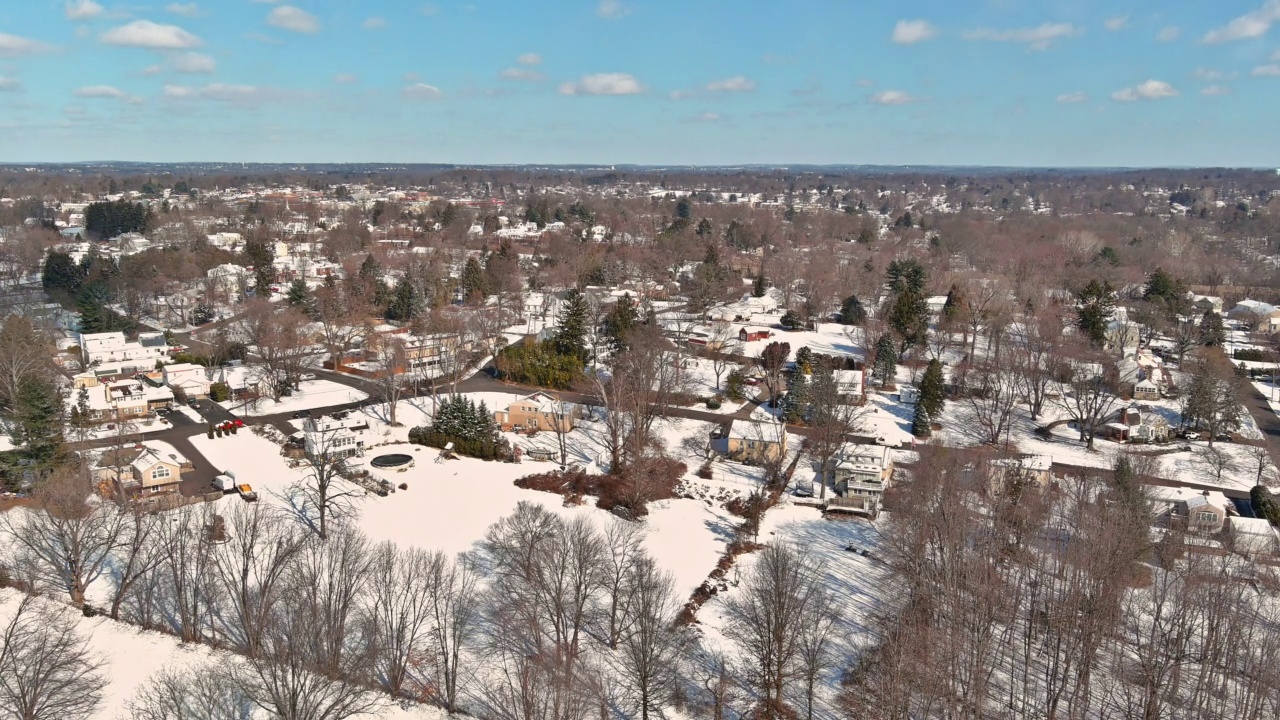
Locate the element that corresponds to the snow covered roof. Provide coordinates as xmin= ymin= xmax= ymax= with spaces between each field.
xmin=727 ymin=417 xmax=785 ymax=441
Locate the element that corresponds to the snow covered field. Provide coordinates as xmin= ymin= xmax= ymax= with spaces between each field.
xmin=220 ymin=378 xmax=368 ymax=418
xmin=0 ymin=589 xmax=454 ymax=720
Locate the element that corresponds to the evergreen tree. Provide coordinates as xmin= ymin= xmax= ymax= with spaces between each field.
xmin=696 ymin=217 xmax=714 ymax=238
xmin=873 ymin=334 xmax=898 ymax=386
xmin=887 ymin=290 xmax=929 ymax=353
xmin=41 ymin=250 xmax=85 ymax=297
xmin=460 ymin=257 xmax=487 ymax=302
xmin=1143 ymin=268 xmax=1185 ymax=305
xmin=386 ymin=278 xmax=418 ymax=322
xmin=358 ymin=254 xmax=381 ymax=282
xmin=13 ymin=375 xmax=64 ymax=469
xmin=941 ymin=284 xmax=962 ymax=324
xmin=885 ymin=259 xmax=927 ymax=295
xmin=286 ymin=278 xmax=310 ymax=307
xmin=602 ymin=293 xmax=639 ymax=352
xmin=1076 ymin=278 xmax=1116 ymax=346
xmin=794 ymin=346 xmax=814 ymax=374
xmin=752 ymin=274 xmax=767 ymax=298
xmin=911 ymin=403 xmax=931 ymax=437
xmin=1199 ymin=310 xmax=1225 ymax=346
xmin=553 ymin=289 xmax=590 ymax=363
xmin=838 ymin=294 xmax=866 ymax=325
xmin=725 ymin=369 xmax=746 ymax=401
xmin=918 ymin=358 xmax=946 ymax=420
xmin=782 ymin=371 xmax=811 ymax=423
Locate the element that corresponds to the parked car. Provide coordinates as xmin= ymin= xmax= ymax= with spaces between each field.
xmin=187 ymin=397 xmax=200 ymax=409
xmin=300 ymin=373 xmax=317 ymax=381
xmin=237 ymin=484 xmax=259 ymax=502
xmin=292 ymin=410 xmax=311 ymax=419
xmin=1182 ymin=430 xmax=1201 ymax=441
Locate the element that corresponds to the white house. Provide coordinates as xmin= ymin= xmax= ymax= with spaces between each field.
xmin=303 ymin=416 xmax=366 ymax=460
xmin=825 ymin=444 xmax=894 ymax=515
xmin=162 ymin=363 xmax=211 ymax=397
xmin=80 ymin=331 xmax=170 ymax=368
xmin=833 ymin=369 xmax=866 ymax=404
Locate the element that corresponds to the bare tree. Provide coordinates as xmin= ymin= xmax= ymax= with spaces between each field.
xmin=723 ymin=542 xmax=828 ymax=715
xmin=758 ymin=341 xmax=791 ymax=409
xmin=156 ymin=504 xmax=218 ymax=643
xmin=795 ymin=584 xmax=837 ymax=720
xmin=367 ymin=333 xmax=408 ymax=426
xmin=426 ymin=551 xmax=479 ymax=713
xmin=108 ymin=506 xmax=163 ymax=621
xmin=590 ymin=324 xmax=683 ymax=473
xmin=211 ymin=502 xmax=304 ymax=654
xmin=125 ymin=665 xmax=252 ymax=720
xmin=596 ymin=519 xmax=645 ymax=649
xmin=961 ymin=360 xmax=1021 ymax=448
xmin=617 ymin=556 xmax=685 ymax=720
xmin=292 ymin=429 xmax=362 ymax=540
xmin=368 ymin=542 xmax=433 ymax=699
xmin=1 ymin=468 xmax=124 ymax=605
xmin=702 ymin=321 xmax=740 ymax=392
xmin=237 ymin=300 xmax=315 ymax=401
xmin=1058 ymin=348 xmax=1125 ymax=450
xmin=0 ymin=595 xmax=107 ymax=720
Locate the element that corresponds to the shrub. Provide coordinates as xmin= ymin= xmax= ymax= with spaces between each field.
xmin=725 ymin=370 xmax=746 ymax=401
xmin=706 ymin=396 xmax=722 ymax=410
xmin=516 ymin=456 xmax=685 ymax=517
xmin=215 ymin=428 xmax=223 ymax=438
xmin=495 ymin=339 xmax=583 ymax=389
xmin=408 ymin=427 xmax=509 ymax=461
xmin=209 ymin=382 xmax=231 ymax=402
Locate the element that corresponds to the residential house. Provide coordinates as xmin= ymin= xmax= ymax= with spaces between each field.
xmin=1100 ymin=406 xmax=1171 ymax=444
xmin=833 ymin=369 xmax=866 ymax=405
xmin=719 ymin=417 xmax=787 ymax=464
xmin=1176 ymin=490 xmax=1229 ymax=534
xmin=739 ymin=327 xmax=772 ymax=342
xmin=80 ymin=330 xmax=170 ymax=368
xmin=493 ymin=392 xmax=578 ymax=432
xmin=303 ymin=416 xmax=366 ymax=460
xmin=206 ymin=263 xmax=249 ymax=297
xmin=1228 ymin=300 xmax=1280 ymax=334
xmin=1133 ymin=378 xmax=1161 ymax=401
xmin=92 ymin=444 xmax=188 ymax=498
xmin=1229 ymin=516 xmax=1279 ymax=558
xmin=163 ymin=363 xmax=211 ymax=398
xmin=825 ymin=443 xmax=893 ymax=515
xmin=988 ymin=454 xmax=1053 ymax=495
xmin=81 ymin=378 xmax=173 ymax=421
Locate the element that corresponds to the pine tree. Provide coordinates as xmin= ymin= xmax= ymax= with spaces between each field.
xmin=838 ymin=294 xmax=866 ymax=325
xmin=1199 ymin=310 xmax=1225 ymax=346
xmin=918 ymin=358 xmax=946 ymax=420
xmin=386 ymin=278 xmax=418 ymax=322
xmin=1076 ymin=278 xmax=1116 ymax=346
xmin=782 ymin=371 xmax=811 ymax=423
xmin=873 ymin=334 xmax=898 ymax=386
xmin=941 ymin=284 xmax=962 ymax=324
xmin=359 ymin=254 xmax=381 ymax=281
xmin=286 ymin=278 xmax=310 ymax=306
xmin=603 ymin=293 xmax=639 ymax=352
xmin=554 ymin=289 xmax=590 ymax=363
xmin=752 ymin=274 xmax=767 ymax=298
xmin=460 ymin=257 xmax=488 ymax=303
xmin=14 ymin=375 xmax=64 ymax=468
xmin=911 ymin=403 xmax=931 ymax=437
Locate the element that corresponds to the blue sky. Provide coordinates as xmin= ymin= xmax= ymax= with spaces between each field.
xmin=1 ymin=1 xmax=1278 ymax=166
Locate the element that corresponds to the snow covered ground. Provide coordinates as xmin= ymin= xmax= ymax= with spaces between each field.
xmin=220 ymin=378 xmax=368 ymax=418
xmin=0 ymin=589 xmax=454 ymax=720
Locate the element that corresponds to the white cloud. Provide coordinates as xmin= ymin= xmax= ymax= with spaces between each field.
xmin=692 ymin=112 xmax=721 ymax=122
xmin=333 ymin=73 xmax=358 ymax=84
xmin=75 ymin=84 xmax=126 ymax=99
xmin=1110 ymin=79 xmax=1179 ymax=102
xmin=164 ymin=83 xmax=269 ymax=103
xmin=166 ymin=3 xmax=199 ymax=17
xmin=668 ymin=89 xmax=694 ymax=100
xmin=517 ymin=52 xmax=542 ymax=66
xmin=1202 ymin=1 xmax=1280 ymax=43
xmin=101 ymin=20 xmax=202 ymax=49
xmin=0 ymin=75 xmax=21 ymax=92
xmin=403 ymin=82 xmax=443 ymax=99
xmin=0 ymin=33 xmax=56 ymax=58
xmin=420 ymin=4 xmax=439 ymax=15
xmin=1104 ymin=15 xmax=1128 ymax=31
xmin=362 ymin=17 xmax=386 ymax=30
xmin=892 ymin=19 xmax=938 ymax=44
xmin=1156 ymin=25 xmax=1180 ymax=41
xmin=868 ymin=90 xmax=914 ymax=105
xmin=66 ymin=0 xmax=105 ymax=21
xmin=597 ymin=0 xmax=629 ymax=20
xmin=558 ymin=72 xmax=643 ymax=95
xmin=705 ymin=75 xmax=756 ymax=92
xmin=501 ymin=67 xmax=545 ymax=82
xmin=142 ymin=64 xmax=163 ymax=76
xmin=1201 ymin=85 xmax=1231 ymax=96
xmin=170 ymin=52 xmax=216 ymax=74
xmin=1274 ymin=49 xmax=1280 ymax=60
xmin=1056 ymin=91 xmax=1087 ymax=103
xmin=1252 ymin=63 xmax=1280 ymax=76
xmin=267 ymin=6 xmax=321 ymax=34
xmin=1192 ymin=67 xmax=1224 ymax=80
xmin=963 ymin=23 xmax=1081 ymax=50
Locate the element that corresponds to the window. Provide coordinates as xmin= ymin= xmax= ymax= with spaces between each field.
xmin=1196 ymin=511 xmax=1218 ymax=525
xmin=152 ymin=466 xmax=171 ymax=480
